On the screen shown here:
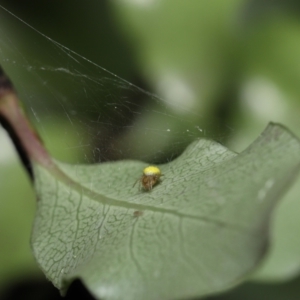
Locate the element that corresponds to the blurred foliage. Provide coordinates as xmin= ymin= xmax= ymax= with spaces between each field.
xmin=207 ymin=274 xmax=300 ymax=300
xmin=1 ymin=0 xmax=300 ymax=299
xmin=0 ymin=129 xmax=38 ymax=292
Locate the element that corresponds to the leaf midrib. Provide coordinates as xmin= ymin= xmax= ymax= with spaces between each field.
xmin=44 ymin=161 xmax=254 ymax=234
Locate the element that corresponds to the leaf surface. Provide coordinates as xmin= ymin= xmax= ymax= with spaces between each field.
xmin=31 ymin=124 xmax=300 ymax=300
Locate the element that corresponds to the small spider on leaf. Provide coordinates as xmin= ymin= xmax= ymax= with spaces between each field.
xmin=133 ymin=166 xmax=163 ymax=191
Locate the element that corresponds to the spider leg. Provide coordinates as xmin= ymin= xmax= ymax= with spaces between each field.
xmin=133 ymin=178 xmax=140 ymax=188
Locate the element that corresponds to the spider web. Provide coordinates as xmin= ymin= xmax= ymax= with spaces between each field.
xmin=0 ymin=3 xmax=231 ymax=165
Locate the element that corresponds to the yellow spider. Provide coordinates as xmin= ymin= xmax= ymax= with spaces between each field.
xmin=133 ymin=166 xmax=162 ymax=191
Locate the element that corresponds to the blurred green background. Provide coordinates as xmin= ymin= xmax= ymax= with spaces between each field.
xmin=1 ymin=0 xmax=300 ymax=299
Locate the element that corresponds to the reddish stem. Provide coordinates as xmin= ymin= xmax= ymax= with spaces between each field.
xmin=0 ymin=66 xmax=53 ymax=169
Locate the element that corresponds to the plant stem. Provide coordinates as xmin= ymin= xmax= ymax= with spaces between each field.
xmin=0 ymin=66 xmax=54 ymax=175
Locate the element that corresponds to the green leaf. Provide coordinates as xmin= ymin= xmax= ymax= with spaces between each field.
xmin=31 ymin=124 xmax=300 ymax=300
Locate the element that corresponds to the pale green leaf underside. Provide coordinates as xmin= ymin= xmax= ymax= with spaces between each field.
xmin=31 ymin=124 xmax=300 ymax=300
